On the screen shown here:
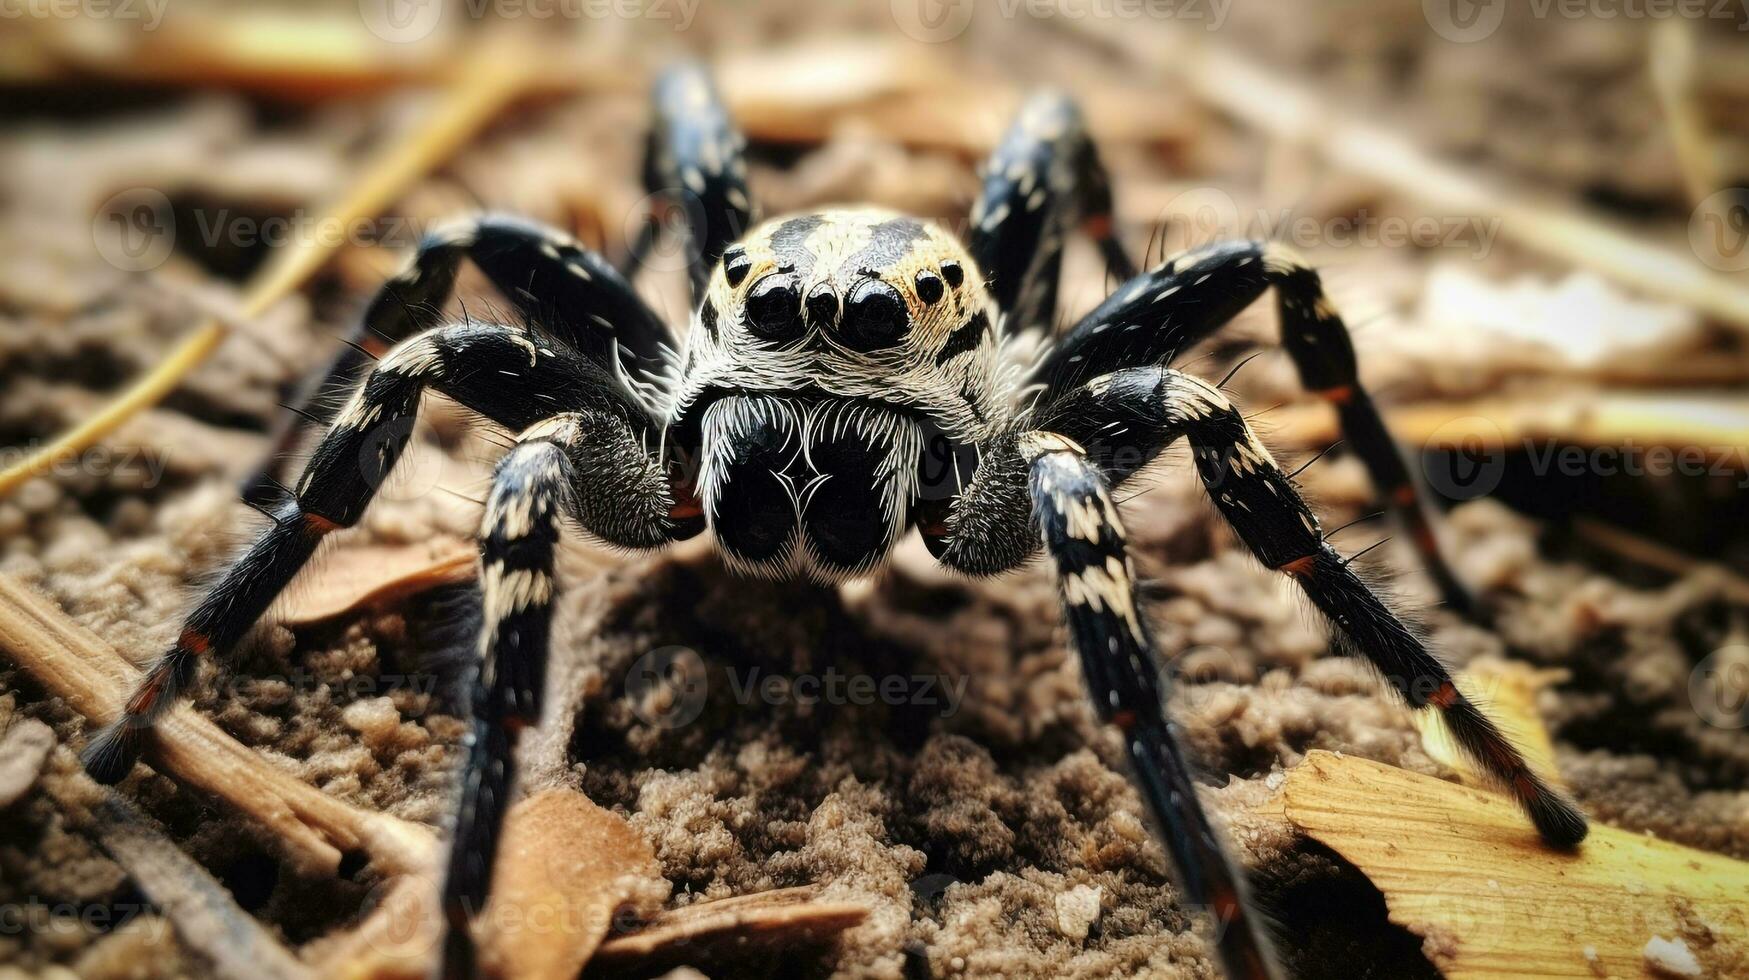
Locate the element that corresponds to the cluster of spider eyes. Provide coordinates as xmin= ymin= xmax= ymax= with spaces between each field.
xmin=722 ymin=246 xmax=964 ymax=352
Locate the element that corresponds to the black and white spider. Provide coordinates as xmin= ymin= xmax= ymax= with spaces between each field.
xmin=81 ymin=64 xmax=1587 ymax=979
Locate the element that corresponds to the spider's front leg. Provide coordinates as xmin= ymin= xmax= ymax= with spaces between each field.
xmin=81 ymin=320 xmax=668 ymax=782
xmin=1030 ymin=433 xmax=1281 ymax=980
xmin=440 ymin=411 xmax=677 ymax=976
xmin=247 ymin=214 xmax=673 ymax=504
xmin=969 ymin=90 xmax=1136 ymax=335
xmin=933 ymin=429 xmax=1279 ymax=979
xmin=1038 ymin=367 xmax=1589 ymax=848
xmin=1030 ymin=240 xmax=1478 ymax=616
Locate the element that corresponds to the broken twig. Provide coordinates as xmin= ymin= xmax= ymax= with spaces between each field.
xmin=0 ymin=574 xmax=434 ymax=877
xmin=0 ymin=38 xmax=533 ymax=498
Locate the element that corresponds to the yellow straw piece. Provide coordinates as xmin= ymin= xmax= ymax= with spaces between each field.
xmin=0 ymin=40 xmax=529 ymax=498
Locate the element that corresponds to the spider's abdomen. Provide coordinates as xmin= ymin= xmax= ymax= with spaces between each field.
xmin=698 ymin=394 xmax=924 ymax=581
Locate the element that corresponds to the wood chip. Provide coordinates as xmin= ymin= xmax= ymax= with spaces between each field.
xmin=275 ymin=541 xmax=476 ymax=626
xmin=0 ymin=717 xmax=56 ymax=808
xmin=1264 ymin=390 xmax=1749 ymax=470
xmin=592 ymin=885 xmax=870 ymax=969
xmin=1278 ymin=750 xmax=1749 ymax=978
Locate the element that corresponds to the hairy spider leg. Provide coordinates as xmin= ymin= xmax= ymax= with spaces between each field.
xmin=436 ymin=409 xmax=680 ymax=975
xmin=968 ymin=90 xmax=1136 ymax=337
xmin=1030 ymin=240 xmax=1478 ymax=616
xmin=245 ymin=215 xmax=672 ymax=506
xmin=625 ymin=61 xmax=756 ymax=304
xmin=82 ymin=321 xmax=667 ymax=785
xmin=1039 ymin=366 xmax=1589 ymax=848
xmin=1024 ymin=430 xmax=1281 ymax=980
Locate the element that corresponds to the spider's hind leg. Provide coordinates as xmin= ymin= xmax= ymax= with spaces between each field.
xmin=1033 ymin=239 xmax=1479 ymax=617
xmin=627 ymin=62 xmax=755 ymax=304
xmin=969 ymin=90 xmax=1136 ymax=336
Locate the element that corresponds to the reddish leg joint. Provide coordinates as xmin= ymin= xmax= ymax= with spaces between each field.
xmin=1275 ymin=554 xmax=1317 ymax=578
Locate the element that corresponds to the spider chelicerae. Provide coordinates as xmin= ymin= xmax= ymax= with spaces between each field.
xmin=80 ymin=63 xmax=1588 ymax=979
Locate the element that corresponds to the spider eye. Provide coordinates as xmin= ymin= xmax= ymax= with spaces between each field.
xmin=744 ymin=274 xmax=802 ymax=340
xmin=722 ymin=247 xmax=751 ymax=288
xmin=914 ymin=269 xmax=944 ymax=305
xmin=841 ymin=279 xmax=908 ymax=351
xmin=940 ymin=260 xmax=964 ymax=289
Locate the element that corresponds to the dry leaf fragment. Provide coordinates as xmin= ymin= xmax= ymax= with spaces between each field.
xmin=1279 ymin=750 xmax=1749 ymax=978
xmin=592 ymin=886 xmax=869 ymax=972
xmin=320 ymin=788 xmax=665 ymax=980
xmin=483 ymin=788 xmax=665 ymax=980
xmin=276 ymin=541 xmax=476 ymax=626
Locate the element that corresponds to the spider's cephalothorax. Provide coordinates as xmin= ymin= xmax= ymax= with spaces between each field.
xmin=673 ymin=208 xmax=1002 ymax=579
xmin=82 ymin=64 xmax=1588 ymax=980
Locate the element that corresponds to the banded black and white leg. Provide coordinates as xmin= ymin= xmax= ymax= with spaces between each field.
xmin=1022 ymin=430 xmax=1279 ymax=980
xmin=1037 ymin=366 xmax=1588 ymax=847
xmin=968 ymin=89 xmax=1137 ymax=337
xmin=439 ymin=410 xmax=678 ymax=976
xmin=245 ymin=215 xmax=674 ymax=504
xmin=83 ymin=320 xmax=667 ymax=783
xmin=1030 ymin=240 xmax=1478 ymax=616
xmin=624 ymin=62 xmax=755 ymax=302
xmin=928 ymin=369 xmax=1588 ymax=978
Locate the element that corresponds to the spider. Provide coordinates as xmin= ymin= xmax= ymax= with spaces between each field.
xmin=80 ymin=64 xmax=1587 ymax=979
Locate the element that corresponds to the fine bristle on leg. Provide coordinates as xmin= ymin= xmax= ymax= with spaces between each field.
xmin=1286 ymin=547 xmax=1588 ymax=847
xmin=1030 ymin=240 xmax=1478 ymax=616
xmin=1441 ymin=696 xmax=1589 ymax=847
xmin=82 ymin=625 xmax=222 ymax=783
xmin=80 ymin=718 xmax=146 ymax=785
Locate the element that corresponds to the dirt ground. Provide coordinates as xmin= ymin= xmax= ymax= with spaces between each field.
xmin=2 ymin=6 xmax=1747 ymax=979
